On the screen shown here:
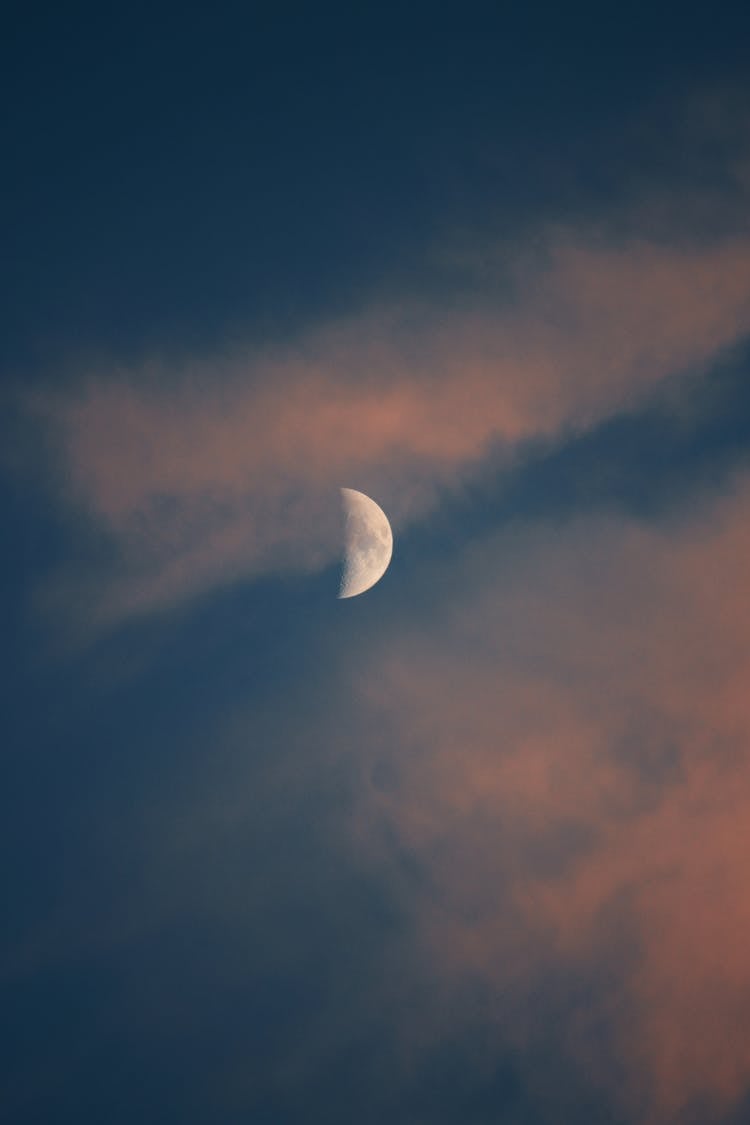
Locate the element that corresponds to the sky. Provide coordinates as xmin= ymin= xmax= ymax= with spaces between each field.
xmin=4 ymin=4 xmax=750 ymax=1123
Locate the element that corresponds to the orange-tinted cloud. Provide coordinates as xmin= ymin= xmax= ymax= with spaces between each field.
xmin=346 ymin=473 xmax=750 ymax=1122
xmin=32 ymin=229 xmax=750 ymax=627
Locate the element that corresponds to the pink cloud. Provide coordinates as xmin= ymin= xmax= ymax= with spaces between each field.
xmin=30 ymin=228 xmax=750 ymax=627
xmin=346 ymin=473 xmax=750 ymax=1122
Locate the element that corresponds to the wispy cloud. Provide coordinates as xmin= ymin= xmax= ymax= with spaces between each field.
xmin=31 ymin=228 xmax=750 ymax=629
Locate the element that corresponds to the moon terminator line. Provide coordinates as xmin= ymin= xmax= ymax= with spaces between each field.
xmin=338 ymin=488 xmax=393 ymax=598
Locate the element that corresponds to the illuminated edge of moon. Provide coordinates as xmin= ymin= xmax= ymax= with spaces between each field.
xmin=338 ymin=487 xmax=393 ymax=598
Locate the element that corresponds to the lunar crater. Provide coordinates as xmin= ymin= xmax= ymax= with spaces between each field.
xmin=339 ymin=488 xmax=393 ymax=598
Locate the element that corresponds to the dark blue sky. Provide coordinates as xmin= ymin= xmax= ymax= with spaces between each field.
xmin=4 ymin=3 xmax=749 ymax=369
xmin=4 ymin=5 xmax=750 ymax=1125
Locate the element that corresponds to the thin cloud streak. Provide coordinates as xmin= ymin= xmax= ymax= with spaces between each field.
xmin=32 ymin=228 xmax=750 ymax=628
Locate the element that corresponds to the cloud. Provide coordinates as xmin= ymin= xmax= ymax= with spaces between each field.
xmin=344 ymin=470 xmax=750 ymax=1123
xmin=13 ymin=403 xmax=750 ymax=1123
xmin=29 ymin=227 xmax=750 ymax=629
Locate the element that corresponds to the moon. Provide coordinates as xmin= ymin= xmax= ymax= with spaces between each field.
xmin=338 ymin=488 xmax=393 ymax=599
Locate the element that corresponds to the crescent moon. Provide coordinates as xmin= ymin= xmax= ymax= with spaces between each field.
xmin=338 ymin=488 xmax=393 ymax=599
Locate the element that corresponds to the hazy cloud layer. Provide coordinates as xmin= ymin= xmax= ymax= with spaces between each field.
xmin=33 ymin=227 xmax=750 ymax=628
xmin=8 ymin=14 xmax=750 ymax=1125
xmin=22 ymin=462 xmax=750 ymax=1123
xmin=14 ymin=155 xmax=750 ymax=1121
xmin=345 ymin=471 xmax=750 ymax=1123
